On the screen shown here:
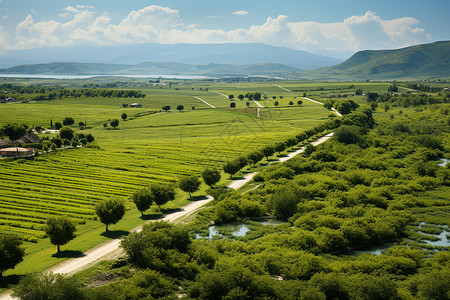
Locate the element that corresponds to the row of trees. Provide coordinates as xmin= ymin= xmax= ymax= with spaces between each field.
xmin=162 ymin=105 xmax=185 ymax=112
xmin=229 ymin=92 xmax=263 ymax=101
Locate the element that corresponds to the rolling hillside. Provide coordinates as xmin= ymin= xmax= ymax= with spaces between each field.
xmin=307 ymin=41 xmax=450 ymax=79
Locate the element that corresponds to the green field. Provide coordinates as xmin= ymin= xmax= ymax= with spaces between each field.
xmin=0 ymin=80 xmax=339 ymax=275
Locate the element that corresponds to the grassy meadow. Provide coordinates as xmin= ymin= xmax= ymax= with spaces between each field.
xmin=0 ymin=80 xmax=337 ymax=276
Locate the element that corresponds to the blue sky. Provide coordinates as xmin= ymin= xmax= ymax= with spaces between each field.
xmin=0 ymin=0 xmax=448 ymax=58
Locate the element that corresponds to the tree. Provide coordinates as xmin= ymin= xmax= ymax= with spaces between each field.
xmin=150 ymin=183 xmax=176 ymax=210
xmin=201 ymin=167 xmax=221 ymax=188
xmin=262 ymin=145 xmax=275 ymax=160
xmin=230 ymin=102 xmax=236 ymax=108
xmin=132 ymin=188 xmax=153 ymax=216
xmin=228 ymin=94 xmax=234 ymax=100
xmin=162 ymin=105 xmax=170 ymax=112
xmin=246 ymin=101 xmax=250 ymax=107
xmin=247 ymin=151 xmax=264 ymax=166
xmin=286 ymin=137 xmax=298 ymax=148
xmin=274 ymin=142 xmax=286 ymax=154
xmin=270 ymin=190 xmax=297 ymax=219
xmin=78 ymin=122 xmax=85 ymax=127
xmin=223 ymin=161 xmax=241 ymax=178
xmin=297 ymin=100 xmax=303 ymax=105
xmin=54 ymin=122 xmax=63 ymax=130
xmin=274 ymin=101 xmax=279 ymax=106
xmin=121 ymin=113 xmax=128 ymax=121
xmin=0 ymin=234 xmax=25 ymax=277
xmin=289 ymin=101 xmax=294 ymax=105
xmin=59 ymin=126 xmax=74 ymax=142
xmin=110 ymin=119 xmax=119 ymax=129
xmin=1 ymin=123 xmax=27 ymax=140
xmin=43 ymin=216 xmax=76 ymax=253
xmin=85 ymin=133 xmax=94 ymax=143
xmin=253 ymin=92 xmax=262 ymax=100
xmin=355 ymin=88 xmax=363 ymax=95
xmin=335 ymin=125 xmax=362 ymax=144
xmin=95 ymin=198 xmax=126 ymax=231
xmin=12 ymin=272 xmax=84 ymax=300
xmin=62 ymin=117 xmax=74 ymax=126
xmin=178 ymin=176 xmax=201 ymax=199
xmin=238 ymin=94 xmax=244 ymax=101
xmin=177 ymin=105 xmax=184 ymax=112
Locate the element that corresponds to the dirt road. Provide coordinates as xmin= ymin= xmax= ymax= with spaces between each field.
xmin=0 ymin=133 xmax=335 ymax=300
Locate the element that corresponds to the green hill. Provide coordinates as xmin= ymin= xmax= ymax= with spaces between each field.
xmin=308 ymin=41 xmax=450 ymax=79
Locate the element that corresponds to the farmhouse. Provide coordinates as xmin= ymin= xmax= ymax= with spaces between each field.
xmin=14 ymin=134 xmax=41 ymax=144
xmin=130 ymin=103 xmax=142 ymax=108
xmin=0 ymin=139 xmax=13 ymax=148
xmin=0 ymin=147 xmax=34 ymax=158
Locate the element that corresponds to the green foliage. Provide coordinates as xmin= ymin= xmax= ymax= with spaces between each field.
xmin=110 ymin=119 xmax=119 ymax=129
xmin=162 ymin=105 xmax=170 ymax=112
xmin=177 ymin=105 xmax=184 ymax=111
xmin=178 ymin=175 xmax=201 ymax=198
xmin=247 ymin=151 xmax=264 ymax=166
xmin=269 ymin=189 xmax=298 ymax=220
xmin=0 ymin=234 xmax=25 ymax=276
xmin=201 ymin=167 xmax=221 ymax=188
xmin=132 ymin=188 xmax=153 ymax=216
xmin=223 ymin=160 xmax=241 ymax=178
xmin=12 ymin=272 xmax=84 ymax=300
xmin=95 ymin=198 xmax=126 ymax=231
xmin=62 ymin=117 xmax=74 ymax=126
xmin=1 ymin=123 xmax=27 ymax=140
xmin=43 ymin=216 xmax=76 ymax=253
xmin=121 ymin=113 xmax=127 ymax=121
xmin=59 ymin=126 xmax=74 ymax=141
xmin=334 ymin=125 xmax=362 ymax=144
xmin=149 ymin=183 xmax=176 ymax=209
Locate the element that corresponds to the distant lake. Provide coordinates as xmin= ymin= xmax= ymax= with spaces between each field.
xmin=0 ymin=74 xmax=211 ymax=80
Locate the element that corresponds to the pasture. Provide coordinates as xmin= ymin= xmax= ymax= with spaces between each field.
xmin=0 ymin=79 xmax=339 ymax=274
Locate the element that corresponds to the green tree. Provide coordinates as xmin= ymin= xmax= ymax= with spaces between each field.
xmin=246 ymin=101 xmax=250 ymax=107
xmin=110 ymin=119 xmax=119 ymax=129
xmin=0 ymin=234 xmax=25 ymax=277
xmin=95 ymin=198 xmax=126 ymax=231
xmin=335 ymin=125 xmax=362 ymax=144
xmin=228 ymin=94 xmax=234 ymax=100
xmin=262 ymin=145 xmax=275 ymax=160
xmin=238 ymin=94 xmax=244 ymax=100
xmin=286 ymin=137 xmax=298 ymax=148
xmin=223 ymin=160 xmax=241 ymax=178
xmin=297 ymin=100 xmax=303 ymax=105
xmin=274 ymin=101 xmax=279 ymax=106
xmin=12 ymin=272 xmax=84 ymax=300
xmin=178 ymin=176 xmax=201 ymax=198
xmin=59 ymin=126 xmax=74 ymax=141
xmin=132 ymin=188 xmax=153 ymax=216
xmin=177 ymin=105 xmax=184 ymax=112
xmin=149 ymin=183 xmax=176 ymax=210
xmin=270 ymin=190 xmax=297 ymax=220
xmin=230 ymin=102 xmax=236 ymax=108
xmin=355 ymin=88 xmax=363 ymax=95
xmin=162 ymin=105 xmax=170 ymax=112
xmin=289 ymin=101 xmax=294 ymax=105
xmin=247 ymin=151 xmax=264 ymax=166
xmin=62 ymin=117 xmax=74 ymax=126
xmin=201 ymin=167 xmax=221 ymax=188
xmin=121 ymin=113 xmax=128 ymax=121
xmin=43 ymin=216 xmax=76 ymax=253
xmin=1 ymin=123 xmax=27 ymax=140
xmin=54 ymin=122 xmax=63 ymax=130
xmin=274 ymin=142 xmax=286 ymax=154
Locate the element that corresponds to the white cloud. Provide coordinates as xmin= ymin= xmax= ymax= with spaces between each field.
xmin=8 ymin=7 xmax=432 ymax=56
xmin=232 ymin=10 xmax=248 ymax=16
xmin=1 ymin=15 xmax=8 ymax=20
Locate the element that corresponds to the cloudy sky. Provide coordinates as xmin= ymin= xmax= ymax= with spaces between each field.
xmin=0 ymin=0 xmax=448 ymax=58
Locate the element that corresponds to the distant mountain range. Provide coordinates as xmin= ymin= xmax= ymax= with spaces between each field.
xmin=0 ymin=43 xmax=341 ymax=70
xmin=0 ymin=61 xmax=301 ymax=76
xmin=0 ymin=41 xmax=448 ymax=79
xmin=306 ymin=41 xmax=450 ymax=79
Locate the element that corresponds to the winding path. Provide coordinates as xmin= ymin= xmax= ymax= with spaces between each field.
xmin=0 ymin=133 xmax=335 ymax=300
xmin=194 ymin=96 xmax=215 ymax=108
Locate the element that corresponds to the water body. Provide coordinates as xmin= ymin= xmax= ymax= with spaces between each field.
xmin=196 ymin=219 xmax=286 ymax=240
xmin=439 ymin=158 xmax=449 ymax=167
xmin=418 ymin=222 xmax=449 ymax=247
xmin=0 ymin=74 xmax=210 ymax=80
